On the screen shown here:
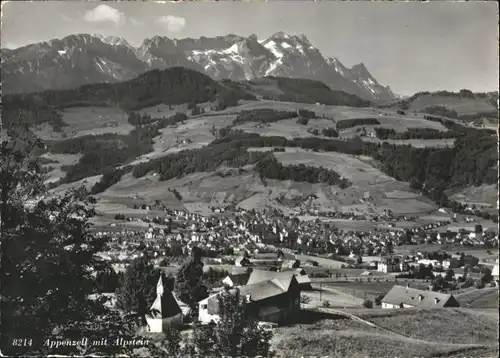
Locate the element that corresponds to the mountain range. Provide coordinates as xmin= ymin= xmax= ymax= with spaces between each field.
xmin=2 ymin=32 xmax=395 ymax=102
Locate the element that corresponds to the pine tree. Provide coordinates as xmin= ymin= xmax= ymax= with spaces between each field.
xmin=175 ymin=248 xmax=208 ymax=316
xmin=115 ymin=256 xmax=160 ymax=325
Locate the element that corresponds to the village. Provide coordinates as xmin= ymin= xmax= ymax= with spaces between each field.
xmin=91 ymin=204 xmax=499 ymax=335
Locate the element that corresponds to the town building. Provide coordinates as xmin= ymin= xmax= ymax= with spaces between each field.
xmin=198 ymin=270 xmax=301 ymax=325
xmin=377 ymin=256 xmax=407 ymax=273
xmin=381 ymin=285 xmax=460 ymax=309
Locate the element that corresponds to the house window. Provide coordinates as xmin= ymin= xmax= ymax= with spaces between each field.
xmin=202 ymin=304 xmax=208 ymax=310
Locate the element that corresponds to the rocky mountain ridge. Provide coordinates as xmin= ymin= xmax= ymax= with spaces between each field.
xmin=2 ymin=32 xmax=395 ymax=102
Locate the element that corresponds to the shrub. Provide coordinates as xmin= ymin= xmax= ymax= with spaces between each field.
xmin=297 ymin=118 xmax=309 ymax=125
xmin=322 ymin=300 xmax=331 ymax=308
xmin=362 ymin=299 xmax=374 ymax=308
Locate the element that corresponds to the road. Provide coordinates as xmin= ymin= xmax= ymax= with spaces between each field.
xmin=281 ymin=248 xmax=346 ymax=268
xmin=302 ymin=284 xmax=364 ymax=308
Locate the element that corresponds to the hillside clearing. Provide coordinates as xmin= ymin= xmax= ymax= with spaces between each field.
xmin=48 ymin=174 xmax=102 ymax=196
xmin=40 ymin=153 xmax=82 ymax=183
xmin=273 ymin=309 xmax=498 ymax=358
xmin=127 ymin=114 xmax=236 ymax=165
xmin=101 ymin=152 xmax=437 ymax=216
xmin=446 ymin=184 xmax=498 ymax=208
xmin=456 ymin=288 xmax=499 ymax=309
xmin=362 ymin=137 xmax=456 ymax=148
xmin=409 ymin=95 xmax=497 ymax=116
xmin=365 ymin=308 xmax=499 ymax=345
xmin=62 ymin=107 xmax=134 ymax=138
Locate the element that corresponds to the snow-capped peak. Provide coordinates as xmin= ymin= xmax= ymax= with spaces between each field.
xmin=2 ymin=31 xmax=396 ymax=102
xmin=222 ymin=43 xmax=239 ymax=54
xmin=270 ymin=31 xmax=291 ymax=40
xmin=102 ymin=36 xmax=132 ymax=48
xmin=263 ymin=40 xmax=284 ymax=59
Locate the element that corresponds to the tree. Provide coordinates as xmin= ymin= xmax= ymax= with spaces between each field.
xmin=444 ymin=269 xmax=455 ymax=282
xmin=115 ymin=256 xmax=161 ymax=325
xmin=474 ymin=224 xmax=483 ymax=234
xmin=362 ymin=299 xmax=373 ymax=308
xmin=432 ymin=275 xmax=446 ymax=291
xmin=163 ymin=327 xmax=182 ymax=355
xmin=480 ymin=268 xmax=493 ymax=285
xmin=192 ymin=288 xmax=273 ymax=357
xmin=374 ymin=295 xmax=384 ymax=306
xmin=95 ymin=265 xmax=121 ymax=293
xmin=0 ymin=126 xmax=138 ymax=356
xmin=175 ymin=249 xmax=208 ymax=316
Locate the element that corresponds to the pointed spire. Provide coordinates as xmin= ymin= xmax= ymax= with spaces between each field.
xmin=156 ymin=274 xmax=164 ymax=296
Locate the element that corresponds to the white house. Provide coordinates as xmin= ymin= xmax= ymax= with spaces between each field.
xmin=381 ymin=285 xmax=460 ymax=309
xmin=198 ymin=293 xmax=223 ymax=325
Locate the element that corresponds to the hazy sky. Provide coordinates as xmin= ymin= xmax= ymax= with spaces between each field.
xmin=1 ymin=1 xmax=498 ymax=95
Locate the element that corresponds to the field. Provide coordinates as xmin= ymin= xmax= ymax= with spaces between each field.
xmin=446 ymin=184 xmax=498 ymax=208
xmin=363 ymin=308 xmax=499 ymax=345
xmin=228 ymin=100 xmax=457 ymax=146
xmin=96 ymin=146 xmax=439 ymax=217
xmin=30 ymin=98 xmax=494 ymax=231
xmin=40 ymin=153 xmax=82 ymax=183
xmin=235 ymin=118 xmax=326 ymax=139
xmin=361 ymin=137 xmax=456 ymax=148
xmin=322 ymin=282 xmax=408 ymax=301
xmin=340 ymin=115 xmax=449 ymax=137
xmin=127 ymin=114 xmax=236 ymax=166
xmin=48 ymin=174 xmax=102 ymax=196
xmin=393 ymin=244 xmax=497 ymax=261
xmin=408 ymin=94 xmax=497 ymax=116
xmin=455 ymin=288 xmax=499 ymax=309
xmin=273 ymin=308 xmax=499 ymax=358
xmin=260 ymin=148 xmax=436 ymax=215
xmin=32 ymin=106 xmax=135 ymax=140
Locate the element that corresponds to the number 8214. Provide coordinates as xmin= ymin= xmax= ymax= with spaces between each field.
xmin=12 ymin=338 xmax=33 ymax=347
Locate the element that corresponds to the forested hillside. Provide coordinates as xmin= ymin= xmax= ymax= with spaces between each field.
xmin=2 ymin=67 xmax=255 ymax=130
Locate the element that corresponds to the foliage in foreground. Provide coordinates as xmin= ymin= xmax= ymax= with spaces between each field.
xmin=191 ymin=287 xmax=273 ymax=357
xmin=0 ymin=128 xmax=143 ymax=356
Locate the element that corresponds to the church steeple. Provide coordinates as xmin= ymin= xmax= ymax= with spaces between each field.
xmin=156 ymin=274 xmax=164 ymax=296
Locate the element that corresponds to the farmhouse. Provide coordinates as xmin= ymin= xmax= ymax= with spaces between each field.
xmin=381 ymin=284 xmax=460 ymax=309
xmin=145 ymin=275 xmax=183 ymax=332
xmin=198 ymin=270 xmax=301 ymax=325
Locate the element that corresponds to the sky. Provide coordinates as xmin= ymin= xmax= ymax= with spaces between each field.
xmin=1 ymin=1 xmax=498 ymax=95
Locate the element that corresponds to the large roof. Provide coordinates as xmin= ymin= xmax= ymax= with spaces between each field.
xmin=149 ymin=290 xmax=182 ymax=318
xmin=246 ymin=269 xmax=296 ymax=291
xmin=382 ymin=285 xmax=459 ymax=308
xmin=239 ymin=279 xmax=287 ymax=301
